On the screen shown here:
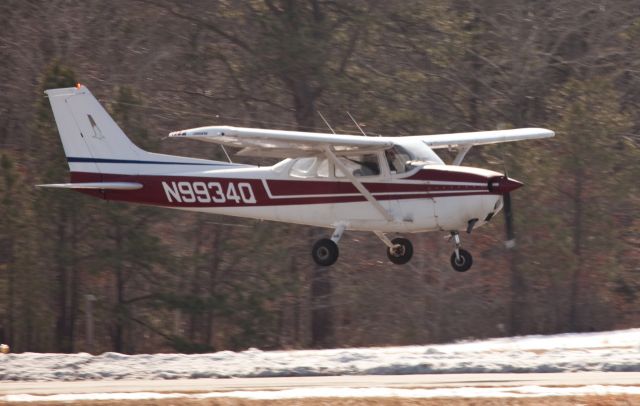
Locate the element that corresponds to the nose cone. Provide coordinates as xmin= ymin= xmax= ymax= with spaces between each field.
xmin=504 ymin=177 xmax=523 ymax=192
xmin=489 ymin=176 xmax=523 ymax=194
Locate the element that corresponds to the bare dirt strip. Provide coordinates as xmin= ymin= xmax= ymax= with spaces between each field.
xmin=14 ymin=395 xmax=640 ymax=406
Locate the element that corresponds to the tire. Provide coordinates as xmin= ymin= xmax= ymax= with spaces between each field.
xmin=312 ymin=238 xmax=339 ymax=266
xmin=450 ymin=248 xmax=473 ymax=272
xmin=386 ymin=237 xmax=413 ymax=265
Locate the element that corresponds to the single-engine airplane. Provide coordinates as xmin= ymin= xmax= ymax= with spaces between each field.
xmin=39 ymin=85 xmax=554 ymax=271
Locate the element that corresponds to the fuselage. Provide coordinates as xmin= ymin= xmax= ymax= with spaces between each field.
xmin=71 ymin=158 xmax=513 ymax=233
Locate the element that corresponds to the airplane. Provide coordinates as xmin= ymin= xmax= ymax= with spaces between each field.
xmin=39 ymin=85 xmax=554 ymax=271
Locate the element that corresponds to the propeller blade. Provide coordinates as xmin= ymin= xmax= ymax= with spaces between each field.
xmin=503 ymin=192 xmax=516 ymax=249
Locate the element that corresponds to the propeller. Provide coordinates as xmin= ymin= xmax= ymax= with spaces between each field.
xmin=487 ymin=174 xmax=522 ymax=249
xmin=503 ymin=191 xmax=516 ymax=249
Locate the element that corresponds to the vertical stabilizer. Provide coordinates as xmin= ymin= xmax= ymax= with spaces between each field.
xmin=45 ymin=85 xmax=231 ymax=175
xmin=45 ymin=85 xmax=145 ymax=174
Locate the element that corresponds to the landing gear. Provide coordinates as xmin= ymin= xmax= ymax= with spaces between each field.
xmin=311 ymin=223 xmax=346 ymax=266
xmin=312 ymin=238 xmax=339 ymax=266
xmin=450 ymin=249 xmax=472 ymax=272
xmin=450 ymin=231 xmax=473 ymax=272
xmin=386 ymin=238 xmax=413 ymax=265
xmin=375 ymin=232 xmax=413 ymax=265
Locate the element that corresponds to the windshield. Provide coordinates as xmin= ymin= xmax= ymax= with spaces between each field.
xmin=385 ymin=142 xmax=443 ymax=174
xmin=390 ymin=140 xmax=444 ymax=168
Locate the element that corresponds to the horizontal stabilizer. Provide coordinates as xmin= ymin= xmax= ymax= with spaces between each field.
xmin=36 ymin=182 xmax=143 ymax=190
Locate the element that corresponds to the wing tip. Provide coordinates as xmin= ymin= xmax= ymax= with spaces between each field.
xmin=527 ymin=127 xmax=555 ymax=136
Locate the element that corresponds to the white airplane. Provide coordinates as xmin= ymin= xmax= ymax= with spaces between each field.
xmin=39 ymin=85 xmax=554 ymax=271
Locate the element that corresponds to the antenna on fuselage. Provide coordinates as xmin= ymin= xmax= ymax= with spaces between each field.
xmin=347 ymin=111 xmax=370 ymax=137
xmin=317 ymin=111 xmax=336 ymax=134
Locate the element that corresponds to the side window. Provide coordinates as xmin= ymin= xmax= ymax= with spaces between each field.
xmin=385 ymin=146 xmax=412 ymax=174
xmin=317 ymin=158 xmax=329 ymax=177
xmin=289 ymin=157 xmax=329 ymax=178
xmin=335 ymin=154 xmax=381 ymax=177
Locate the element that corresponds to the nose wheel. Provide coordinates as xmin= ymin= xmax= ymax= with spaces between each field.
xmin=450 ymin=232 xmax=473 ymax=272
xmin=451 ymin=248 xmax=472 ymax=272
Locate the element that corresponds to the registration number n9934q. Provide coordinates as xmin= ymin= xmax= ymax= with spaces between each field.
xmin=161 ymin=181 xmax=257 ymax=204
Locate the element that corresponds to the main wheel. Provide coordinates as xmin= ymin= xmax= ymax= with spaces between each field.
xmin=312 ymin=238 xmax=339 ymax=266
xmin=450 ymin=248 xmax=473 ymax=272
xmin=386 ymin=237 xmax=413 ymax=265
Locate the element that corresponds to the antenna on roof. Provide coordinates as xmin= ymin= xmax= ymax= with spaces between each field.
xmin=317 ymin=111 xmax=336 ymax=134
xmin=347 ymin=111 xmax=368 ymax=137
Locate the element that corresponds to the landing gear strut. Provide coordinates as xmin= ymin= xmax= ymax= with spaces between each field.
xmin=450 ymin=231 xmax=473 ymax=272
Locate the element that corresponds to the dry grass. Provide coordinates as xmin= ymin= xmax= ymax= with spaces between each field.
xmin=13 ymin=395 xmax=640 ymax=406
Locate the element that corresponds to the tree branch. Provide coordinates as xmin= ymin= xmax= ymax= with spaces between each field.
xmin=135 ymin=0 xmax=252 ymax=52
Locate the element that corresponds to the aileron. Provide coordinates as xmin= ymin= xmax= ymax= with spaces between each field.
xmin=415 ymin=128 xmax=554 ymax=148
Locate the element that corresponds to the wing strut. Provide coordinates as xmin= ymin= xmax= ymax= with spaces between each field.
xmin=452 ymin=145 xmax=472 ymax=165
xmin=323 ymin=147 xmax=394 ymax=222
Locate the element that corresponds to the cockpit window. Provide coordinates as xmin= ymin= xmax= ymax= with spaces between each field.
xmin=385 ymin=145 xmax=413 ymax=174
xmin=289 ymin=157 xmax=329 ymax=178
xmin=335 ymin=154 xmax=381 ymax=177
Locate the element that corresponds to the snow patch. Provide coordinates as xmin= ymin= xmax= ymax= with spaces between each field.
xmin=1 ymin=328 xmax=639 ymax=381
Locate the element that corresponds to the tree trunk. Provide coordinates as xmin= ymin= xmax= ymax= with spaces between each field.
xmin=112 ymin=227 xmax=125 ymax=353
xmin=68 ymin=211 xmax=80 ymax=352
xmin=54 ymin=210 xmax=73 ymax=352
xmin=568 ymin=169 xmax=585 ymax=331
xmin=205 ymin=227 xmax=221 ymax=347
xmin=508 ymin=250 xmax=526 ymax=335
xmin=189 ymin=220 xmax=204 ymax=342
xmin=310 ymin=266 xmax=334 ymax=347
xmin=292 ymin=91 xmax=335 ymax=348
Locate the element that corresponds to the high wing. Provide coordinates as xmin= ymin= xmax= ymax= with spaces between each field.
xmin=168 ymin=125 xmax=554 ymax=158
xmin=169 ymin=126 xmax=393 ymax=158
xmin=410 ymin=127 xmax=554 ymax=149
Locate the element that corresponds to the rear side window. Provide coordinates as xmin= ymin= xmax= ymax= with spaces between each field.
xmin=289 ymin=157 xmax=329 ymax=178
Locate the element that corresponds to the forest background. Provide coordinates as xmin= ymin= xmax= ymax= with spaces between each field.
xmin=0 ymin=0 xmax=639 ymax=354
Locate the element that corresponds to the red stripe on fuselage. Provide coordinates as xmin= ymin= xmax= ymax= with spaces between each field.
xmin=69 ymin=170 xmax=494 ymax=208
xmin=265 ymin=179 xmax=485 ymax=195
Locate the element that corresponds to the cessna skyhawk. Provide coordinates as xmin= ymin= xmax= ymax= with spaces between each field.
xmin=39 ymin=85 xmax=554 ymax=271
